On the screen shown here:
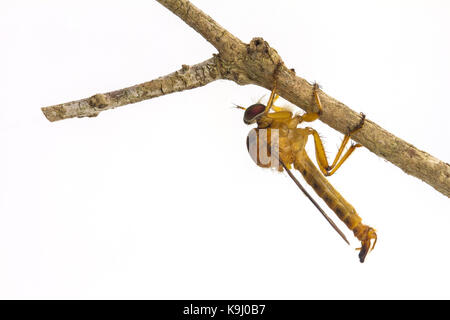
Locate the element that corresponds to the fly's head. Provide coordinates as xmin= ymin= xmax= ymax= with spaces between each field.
xmin=243 ymin=103 xmax=272 ymax=128
xmin=243 ymin=103 xmax=265 ymax=125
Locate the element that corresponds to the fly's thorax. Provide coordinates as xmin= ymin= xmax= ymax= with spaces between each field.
xmin=278 ymin=131 xmax=293 ymax=159
xmin=279 ymin=124 xmax=289 ymax=137
xmin=256 ymin=115 xmax=273 ymax=129
xmin=289 ymin=128 xmax=309 ymax=153
xmin=287 ymin=115 xmax=302 ymax=129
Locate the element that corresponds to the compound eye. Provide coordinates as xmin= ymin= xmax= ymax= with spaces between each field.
xmin=243 ymin=103 xmax=266 ymax=124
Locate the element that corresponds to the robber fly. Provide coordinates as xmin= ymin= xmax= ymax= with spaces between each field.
xmin=237 ymin=81 xmax=377 ymax=263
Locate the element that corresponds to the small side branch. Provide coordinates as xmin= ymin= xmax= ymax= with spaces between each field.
xmin=42 ymin=57 xmax=221 ymax=122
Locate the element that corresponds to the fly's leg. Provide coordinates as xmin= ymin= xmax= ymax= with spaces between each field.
xmin=322 ymin=112 xmax=365 ymax=176
xmin=264 ymin=84 xmax=292 ymax=122
xmin=265 ymin=63 xmax=282 ymax=113
xmin=265 ymin=85 xmax=278 ymax=113
xmin=305 ymin=124 xmax=364 ymax=177
xmin=270 ymin=95 xmax=284 ymax=112
xmin=303 ymin=83 xmax=366 ymax=177
xmin=297 ymin=82 xmax=323 ymax=122
xmin=265 ymin=62 xmax=292 ymax=113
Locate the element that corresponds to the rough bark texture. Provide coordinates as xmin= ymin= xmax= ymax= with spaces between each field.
xmin=42 ymin=57 xmax=221 ymax=122
xmin=41 ymin=0 xmax=450 ymax=198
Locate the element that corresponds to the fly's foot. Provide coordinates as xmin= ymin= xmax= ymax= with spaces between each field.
xmin=349 ymin=112 xmax=366 ymax=135
xmin=273 ymin=62 xmax=283 ymax=84
xmin=311 ymin=82 xmax=323 ymax=117
xmin=312 ymin=81 xmax=321 ymax=92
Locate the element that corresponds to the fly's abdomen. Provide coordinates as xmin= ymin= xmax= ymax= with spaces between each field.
xmin=294 ymin=150 xmax=377 ymax=262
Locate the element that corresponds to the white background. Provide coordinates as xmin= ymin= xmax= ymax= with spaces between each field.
xmin=1 ymin=0 xmax=449 ymax=299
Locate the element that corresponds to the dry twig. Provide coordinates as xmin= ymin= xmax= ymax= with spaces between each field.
xmin=41 ymin=0 xmax=450 ymax=198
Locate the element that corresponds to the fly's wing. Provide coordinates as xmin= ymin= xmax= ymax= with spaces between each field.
xmin=279 ymin=158 xmax=350 ymax=246
xmin=246 ymin=128 xmax=279 ymax=169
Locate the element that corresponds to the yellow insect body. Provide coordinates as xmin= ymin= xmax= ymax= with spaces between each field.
xmin=246 ymin=102 xmax=376 ymax=262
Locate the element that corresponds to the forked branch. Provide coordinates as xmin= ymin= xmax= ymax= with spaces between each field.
xmin=41 ymin=0 xmax=450 ymax=198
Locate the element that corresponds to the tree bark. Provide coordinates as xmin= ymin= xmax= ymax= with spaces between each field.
xmin=41 ymin=0 xmax=450 ymax=198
